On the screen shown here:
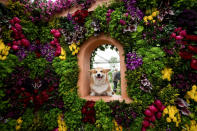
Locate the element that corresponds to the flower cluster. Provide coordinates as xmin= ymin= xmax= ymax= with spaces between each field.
xmin=61 ymin=25 xmax=86 ymax=45
xmin=50 ymin=29 xmax=62 ymax=56
xmin=180 ymin=34 xmax=197 ymax=70
xmin=110 ymin=101 xmax=137 ymax=128
xmin=90 ymin=20 xmax=101 ymax=36
xmin=57 ymin=113 xmax=67 ymax=131
xmin=171 ymin=73 xmax=197 ymax=93
xmin=122 ymin=0 xmax=143 ymax=20
xmin=142 ymin=100 xmax=165 ymax=131
xmin=15 ymin=117 xmax=23 ymax=131
xmin=161 ymin=67 xmax=173 ymax=81
xmin=163 ymin=105 xmax=181 ymax=127
xmin=59 ymin=47 xmax=66 ymax=60
xmin=9 ymin=17 xmax=30 ymax=51
xmin=126 ymin=52 xmax=142 ymax=70
xmin=186 ymin=85 xmax=197 ymax=102
xmin=81 ymin=101 xmax=96 ymax=124
xmin=171 ymin=27 xmax=187 ymax=41
xmin=72 ymin=10 xmax=88 ymax=25
xmin=0 ymin=39 xmax=10 ymax=60
xmin=140 ymin=74 xmax=152 ymax=93
xmin=69 ymin=42 xmax=80 ymax=55
xmin=5 ymin=66 xmax=59 ymax=110
xmin=175 ymin=98 xmax=190 ymax=116
xmin=143 ymin=11 xmax=159 ymax=24
xmin=106 ymin=9 xmax=114 ymax=23
xmin=113 ymin=119 xmax=123 ymax=131
xmin=40 ymin=43 xmax=56 ymax=62
xmin=182 ymin=120 xmax=197 ymax=131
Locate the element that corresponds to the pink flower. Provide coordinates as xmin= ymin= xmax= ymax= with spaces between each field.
xmin=174 ymin=27 xmax=182 ymax=32
xmin=119 ymin=19 xmax=126 ymax=25
xmin=125 ymin=13 xmax=129 ymax=17
xmin=15 ymin=23 xmax=22 ymax=31
xmin=144 ymin=109 xmax=153 ymax=116
xmin=179 ymin=30 xmax=187 ymax=37
xmin=13 ymin=17 xmax=21 ymax=23
xmin=142 ymin=120 xmax=150 ymax=127
xmin=12 ymin=45 xmax=19 ymax=51
xmin=21 ymin=39 xmax=30 ymax=47
xmin=171 ymin=32 xmax=176 ymax=38
xmin=176 ymin=35 xmax=183 ymax=40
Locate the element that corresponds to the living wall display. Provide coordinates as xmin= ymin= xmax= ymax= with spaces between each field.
xmin=0 ymin=0 xmax=197 ymax=130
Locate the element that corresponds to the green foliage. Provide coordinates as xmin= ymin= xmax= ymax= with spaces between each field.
xmin=59 ymin=17 xmax=74 ymax=31
xmin=129 ymin=116 xmax=144 ymax=130
xmin=137 ymin=47 xmax=166 ymax=82
xmin=43 ymin=108 xmax=62 ymax=130
xmin=90 ymin=5 xmax=108 ymax=31
xmin=137 ymin=0 xmax=160 ymax=10
xmin=21 ymin=20 xmax=39 ymax=42
xmin=0 ymin=54 xmax=19 ymax=81
xmin=0 ymin=89 xmax=10 ymax=112
xmin=172 ymin=0 xmax=197 ymax=10
xmin=1 ymin=26 xmax=13 ymax=43
xmin=64 ymin=91 xmax=85 ymax=130
xmin=52 ymin=56 xmax=79 ymax=95
xmin=109 ymin=7 xmax=127 ymax=40
xmin=158 ymin=84 xmax=179 ymax=105
xmin=7 ymin=0 xmax=30 ymax=19
xmin=21 ymin=53 xmax=49 ymax=79
xmin=0 ymin=118 xmax=16 ymax=131
xmin=21 ymin=108 xmax=34 ymax=130
xmin=39 ymin=26 xmax=53 ymax=43
xmin=94 ymin=100 xmax=113 ymax=130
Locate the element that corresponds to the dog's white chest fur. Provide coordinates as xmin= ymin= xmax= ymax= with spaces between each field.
xmin=92 ymin=82 xmax=108 ymax=95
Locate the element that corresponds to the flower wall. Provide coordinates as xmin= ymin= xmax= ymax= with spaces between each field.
xmin=0 ymin=0 xmax=197 ymax=130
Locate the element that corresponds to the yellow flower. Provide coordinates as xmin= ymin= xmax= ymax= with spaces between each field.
xmin=17 ymin=117 xmax=23 ymax=124
xmin=162 ymin=67 xmax=173 ymax=81
xmin=147 ymin=16 xmax=153 ymax=21
xmin=152 ymin=12 xmax=157 ymax=17
xmin=166 ymin=117 xmax=171 ymax=123
xmin=59 ymin=47 xmax=66 ymax=60
xmin=152 ymin=20 xmax=156 ymax=23
xmin=143 ymin=16 xmax=148 ymax=22
xmin=173 ymin=117 xmax=177 ymax=122
xmin=0 ymin=39 xmax=5 ymax=50
xmin=163 ymin=108 xmax=168 ymax=114
xmin=16 ymin=125 xmax=21 ymax=130
xmin=192 ymin=85 xmax=197 ymax=91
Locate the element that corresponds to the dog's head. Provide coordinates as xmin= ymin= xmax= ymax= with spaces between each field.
xmin=89 ymin=67 xmax=110 ymax=81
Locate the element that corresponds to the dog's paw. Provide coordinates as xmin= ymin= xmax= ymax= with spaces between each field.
xmin=90 ymin=92 xmax=95 ymax=96
xmin=107 ymin=92 xmax=113 ymax=96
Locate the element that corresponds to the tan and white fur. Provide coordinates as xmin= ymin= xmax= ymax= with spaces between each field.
xmin=89 ymin=67 xmax=113 ymax=96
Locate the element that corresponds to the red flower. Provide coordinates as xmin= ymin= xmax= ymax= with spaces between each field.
xmin=72 ymin=10 xmax=88 ymax=24
xmin=191 ymin=59 xmax=197 ymax=70
xmin=186 ymin=35 xmax=197 ymax=41
xmin=179 ymin=50 xmax=193 ymax=60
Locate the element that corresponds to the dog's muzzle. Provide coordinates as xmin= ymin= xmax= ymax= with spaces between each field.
xmin=96 ymin=74 xmax=103 ymax=79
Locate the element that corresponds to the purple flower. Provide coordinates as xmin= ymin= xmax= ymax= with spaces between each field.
xmin=126 ymin=52 xmax=143 ymax=70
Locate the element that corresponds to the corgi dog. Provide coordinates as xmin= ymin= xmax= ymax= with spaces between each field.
xmin=89 ymin=67 xmax=113 ymax=96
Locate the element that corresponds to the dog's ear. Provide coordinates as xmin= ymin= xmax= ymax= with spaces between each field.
xmin=104 ymin=69 xmax=110 ymax=73
xmin=88 ymin=69 xmax=94 ymax=73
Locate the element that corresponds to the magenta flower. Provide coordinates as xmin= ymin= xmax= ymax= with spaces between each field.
xmin=180 ymin=30 xmax=187 ymax=37
xmin=176 ymin=35 xmax=183 ymax=40
xmin=119 ymin=19 xmax=126 ymax=25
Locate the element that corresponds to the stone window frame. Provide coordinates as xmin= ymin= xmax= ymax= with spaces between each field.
xmin=77 ymin=34 xmax=131 ymax=103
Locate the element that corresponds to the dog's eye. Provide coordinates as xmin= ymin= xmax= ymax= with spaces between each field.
xmin=96 ymin=71 xmax=97 ymax=73
xmin=100 ymin=71 xmax=103 ymax=73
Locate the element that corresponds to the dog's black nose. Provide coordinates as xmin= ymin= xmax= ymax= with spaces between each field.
xmin=97 ymin=74 xmax=101 ymax=77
